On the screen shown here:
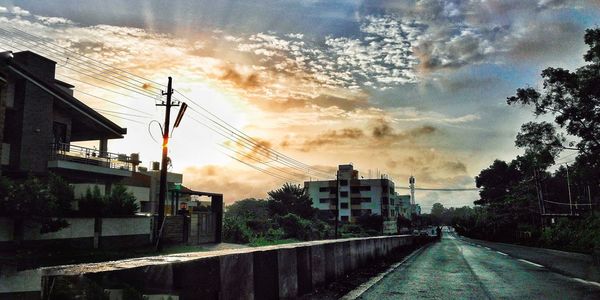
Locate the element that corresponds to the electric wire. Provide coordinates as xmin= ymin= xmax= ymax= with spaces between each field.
xmin=0 ymin=27 xmax=333 ymax=181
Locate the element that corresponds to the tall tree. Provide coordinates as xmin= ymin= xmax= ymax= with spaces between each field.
xmin=267 ymin=183 xmax=315 ymax=219
xmin=507 ymin=28 xmax=600 ymax=170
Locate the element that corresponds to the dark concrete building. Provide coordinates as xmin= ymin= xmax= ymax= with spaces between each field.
xmin=0 ymin=51 xmax=134 ymax=190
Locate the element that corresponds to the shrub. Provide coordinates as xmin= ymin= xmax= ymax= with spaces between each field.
xmin=223 ymin=217 xmax=254 ymax=244
xmin=78 ymin=186 xmax=105 ymax=217
xmin=105 ymin=184 xmax=139 ymax=216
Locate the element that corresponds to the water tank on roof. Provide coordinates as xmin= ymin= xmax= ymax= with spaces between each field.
xmin=152 ymin=161 xmax=160 ymax=171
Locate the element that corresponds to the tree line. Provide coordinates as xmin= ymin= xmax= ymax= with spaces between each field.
xmin=430 ymin=28 xmax=600 ymax=254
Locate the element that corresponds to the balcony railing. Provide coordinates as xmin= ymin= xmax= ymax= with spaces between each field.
xmin=49 ymin=142 xmax=131 ymax=171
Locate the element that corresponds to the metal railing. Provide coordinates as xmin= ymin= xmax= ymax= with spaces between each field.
xmin=49 ymin=142 xmax=131 ymax=171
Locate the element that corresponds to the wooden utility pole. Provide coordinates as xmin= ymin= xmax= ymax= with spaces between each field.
xmin=155 ymin=77 xmax=178 ymax=251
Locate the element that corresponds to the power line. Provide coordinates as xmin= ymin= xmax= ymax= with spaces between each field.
xmin=396 ymin=187 xmax=480 ymax=191
xmin=0 ymin=32 xmax=161 ymax=100
xmin=0 ymin=26 xmax=165 ymax=92
xmin=0 ymin=26 xmax=334 ymax=181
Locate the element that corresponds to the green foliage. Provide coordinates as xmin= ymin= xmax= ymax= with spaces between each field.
xmin=78 ymin=185 xmax=139 ymax=217
xmin=222 ymin=216 xmax=254 ymax=244
xmin=539 ymin=215 xmax=600 ymax=253
xmin=276 ymin=213 xmax=331 ymax=240
xmin=0 ymin=175 xmax=72 ymax=233
xmin=356 ymin=213 xmax=383 ymax=233
xmin=105 ymin=184 xmax=139 ymax=216
xmin=78 ymin=186 xmax=105 ymax=217
xmin=267 ymin=183 xmax=316 ymax=219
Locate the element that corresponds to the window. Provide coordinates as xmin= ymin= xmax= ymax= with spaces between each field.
xmin=341 ymin=216 xmax=349 ymax=222
xmin=340 ymin=202 xmax=348 ymax=209
xmin=340 ymin=191 xmax=348 ymax=197
xmin=351 ymin=209 xmax=362 ymax=216
xmin=319 ymin=198 xmax=330 ymax=203
xmin=352 ymin=186 xmax=371 ymax=192
xmin=319 ymin=187 xmax=329 ymax=192
xmin=339 ymin=180 xmax=348 ymax=186
xmin=361 ymin=197 xmax=371 ymax=203
xmin=351 ymin=198 xmax=361 ymax=205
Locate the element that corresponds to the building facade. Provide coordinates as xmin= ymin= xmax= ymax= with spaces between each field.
xmin=305 ymin=164 xmax=411 ymax=225
xmin=0 ymin=51 xmax=136 ymax=191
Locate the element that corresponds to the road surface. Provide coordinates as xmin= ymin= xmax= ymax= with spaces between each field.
xmin=359 ymin=230 xmax=600 ymax=299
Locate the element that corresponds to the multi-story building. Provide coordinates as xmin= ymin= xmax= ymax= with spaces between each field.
xmin=305 ymin=164 xmax=411 ymax=226
xmin=0 ymin=50 xmax=136 ymax=192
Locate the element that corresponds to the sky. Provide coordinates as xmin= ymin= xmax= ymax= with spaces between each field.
xmin=0 ymin=0 xmax=598 ymax=211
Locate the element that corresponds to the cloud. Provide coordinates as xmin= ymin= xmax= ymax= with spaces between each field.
xmin=183 ymin=165 xmax=283 ymax=203
xmin=506 ymin=20 xmax=584 ymax=62
xmin=300 ymin=128 xmax=365 ymax=150
xmin=371 ymin=119 xmax=437 ymax=141
xmin=217 ymin=65 xmax=261 ymax=89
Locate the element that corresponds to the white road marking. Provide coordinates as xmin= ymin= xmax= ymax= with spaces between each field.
xmin=572 ymin=278 xmax=600 ymax=288
xmin=496 ymin=251 xmax=508 ymax=256
xmin=483 ymin=247 xmax=491 ymax=250
xmin=518 ymin=259 xmax=544 ymax=268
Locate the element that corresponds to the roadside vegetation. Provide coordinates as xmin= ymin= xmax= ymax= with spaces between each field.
xmin=427 ymin=28 xmax=600 ymax=254
xmin=222 ymin=183 xmax=405 ymax=246
xmin=0 ymin=174 xmax=139 ymax=236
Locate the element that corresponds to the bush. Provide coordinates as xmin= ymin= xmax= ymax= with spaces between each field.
xmin=0 ymin=175 xmax=72 ymax=233
xmin=105 ymin=184 xmax=139 ymax=216
xmin=78 ymin=186 xmax=105 ymax=217
xmin=78 ymin=185 xmax=138 ymax=217
xmin=223 ymin=217 xmax=254 ymax=244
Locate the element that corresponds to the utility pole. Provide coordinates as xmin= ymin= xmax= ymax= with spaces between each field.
xmin=155 ymin=77 xmax=178 ymax=251
xmin=565 ymin=164 xmax=573 ymax=216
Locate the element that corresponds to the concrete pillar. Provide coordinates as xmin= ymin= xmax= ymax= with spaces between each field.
xmin=296 ymin=246 xmax=313 ymax=296
xmin=99 ymin=139 xmax=108 ymax=157
xmin=310 ymin=245 xmax=326 ymax=288
xmin=220 ymin=253 xmax=253 ymax=300
xmin=173 ymin=257 xmax=220 ymax=299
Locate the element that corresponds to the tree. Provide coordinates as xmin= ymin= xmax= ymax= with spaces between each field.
xmin=0 ymin=175 xmax=72 ymax=234
xmin=267 ymin=183 xmax=316 ymax=219
xmin=431 ymin=203 xmax=445 ymax=218
xmin=507 ymin=28 xmax=600 ymax=169
xmin=356 ymin=213 xmax=383 ymax=233
xmin=104 ymin=184 xmax=139 ymax=216
xmin=78 ymin=186 xmax=105 ymax=217
xmin=225 ymin=198 xmax=269 ymax=220
xmin=225 ymin=198 xmax=270 ymax=234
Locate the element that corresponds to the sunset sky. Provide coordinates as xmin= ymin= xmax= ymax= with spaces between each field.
xmin=0 ymin=0 xmax=598 ymax=210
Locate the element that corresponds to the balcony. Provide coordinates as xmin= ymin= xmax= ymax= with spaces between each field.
xmin=48 ymin=142 xmax=132 ymax=177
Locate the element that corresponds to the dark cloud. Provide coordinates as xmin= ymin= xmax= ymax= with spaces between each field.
xmin=218 ymin=65 xmax=260 ymax=89
xmin=300 ymin=128 xmax=364 ymax=151
xmin=372 ymin=119 xmax=437 ymax=141
xmin=247 ymin=93 xmax=369 ymax=113
xmin=507 ymin=21 xmax=584 ymax=62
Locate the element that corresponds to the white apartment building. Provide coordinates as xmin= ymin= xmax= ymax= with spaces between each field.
xmin=305 ymin=164 xmax=412 ymax=224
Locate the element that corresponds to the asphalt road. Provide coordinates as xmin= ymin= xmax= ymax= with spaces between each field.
xmin=358 ymin=230 xmax=600 ymax=299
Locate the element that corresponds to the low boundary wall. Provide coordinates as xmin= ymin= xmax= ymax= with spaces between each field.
xmin=0 ymin=217 xmax=152 ymax=251
xmin=40 ymin=235 xmax=431 ymax=299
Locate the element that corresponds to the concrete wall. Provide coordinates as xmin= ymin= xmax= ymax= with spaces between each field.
xmin=40 ymin=235 xmax=431 ymax=300
xmin=101 ymin=217 xmax=151 ymax=237
xmin=23 ymin=218 xmax=94 ymax=241
xmin=0 ymin=217 xmax=152 ymax=250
